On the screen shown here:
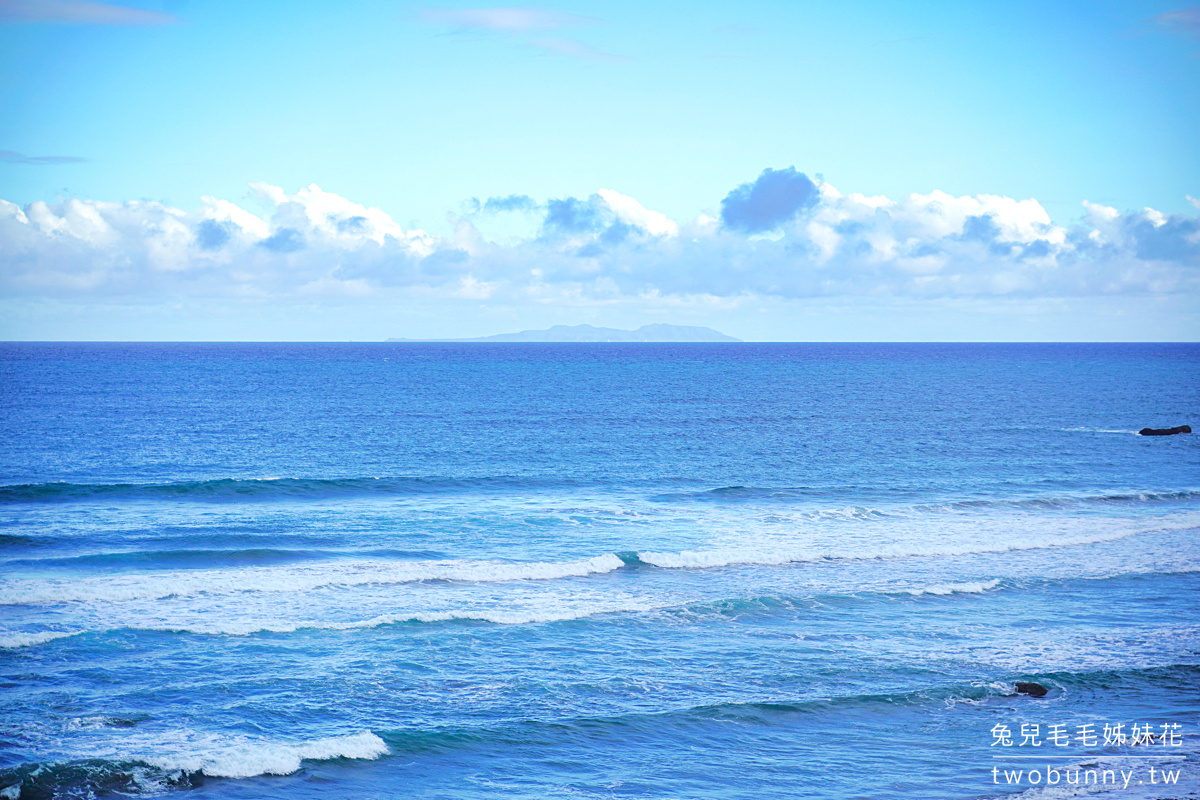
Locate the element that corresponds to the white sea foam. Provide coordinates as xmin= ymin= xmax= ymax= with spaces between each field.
xmin=322 ymin=600 xmax=657 ymax=628
xmin=0 ymin=630 xmax=79 ymax=648
xmin=1010 ymin=783 xmax=1106 ymax=799
xmin=112 ymin=595 xmax=661 ymax=637
xmin=147 ymin=731 xmax=388 ymax=778
xmin=67 ymin=716 xmax=114 ymax=731
xmin=637 ymin=518 xmax=1198 ymax=572
xmin=899 ymin=578 xmax=1001 ymax=595
xmin=0 ymin=553 xmax=626 ymax=605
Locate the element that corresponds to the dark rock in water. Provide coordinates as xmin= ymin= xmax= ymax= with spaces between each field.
xmin=1138 ymin=425 xmax=1191 ymax=436
xmin=1015 ymin=681 xmax=1048 ymax=697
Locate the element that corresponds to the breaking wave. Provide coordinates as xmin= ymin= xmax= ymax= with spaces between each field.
xmin=0 ymin=731 xmax=388 ymax=798
xmin=894 ymin=578 xmax=1002 ymax=595
xmin=148 ymin=730 xmax=388 ymax=778
xmin=0 ymin=553 xmax=626 ymax=605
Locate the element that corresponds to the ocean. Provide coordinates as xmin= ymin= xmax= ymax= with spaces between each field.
xmin=0 ymin=342 xmax=1196 ymax=799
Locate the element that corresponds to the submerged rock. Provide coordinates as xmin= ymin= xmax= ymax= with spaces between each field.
xmin=1138 ymin=425 xmax=1191 ymax=436
xmin=1015 ymin=681 xmax=1049 ymax=697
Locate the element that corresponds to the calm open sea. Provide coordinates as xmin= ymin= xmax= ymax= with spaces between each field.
xmin=1 ymin=342 xmax=1197 ymax=799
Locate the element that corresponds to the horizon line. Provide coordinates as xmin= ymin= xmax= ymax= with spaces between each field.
xmin=1 ymin=340 xmax=1197 ymax=345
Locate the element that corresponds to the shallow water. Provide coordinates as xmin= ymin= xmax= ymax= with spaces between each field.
xmin=1 ymin=343 xmax=1197 ymax=799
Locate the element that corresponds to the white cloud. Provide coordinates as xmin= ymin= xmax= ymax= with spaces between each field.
xmin=596 ymin=189 xmax=678 ymax=237
xmin=248 ymin=182 xmax=434 ymax=252
xmin=200 ymin=196 xmax=269 ymax=240
xmin=864 ymin=190 xmax=1064 ymax=245
xmin=1143 ymin=207 xmax=1168 ymax=228
xmin=1082 ymin=200 xmax=1119 ymax=223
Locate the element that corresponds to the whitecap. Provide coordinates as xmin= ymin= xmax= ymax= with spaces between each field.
xmin=147 ymin=731 xmax=388 ymax=778
xmin=899 ymin=578 xmax=1002 ymax=595
xmin=0 ymin=553 xmax=626 ymax=606
xmin=0 ymin=630 xmax=79 ymax=649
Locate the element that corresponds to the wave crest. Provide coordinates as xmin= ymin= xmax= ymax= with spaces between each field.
xmin=0 ymin=553 xmax=626 ymax=606
xmin=148 ymin=731 xmax=388 ymax=778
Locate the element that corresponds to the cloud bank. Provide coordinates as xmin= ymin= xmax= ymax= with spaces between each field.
xmin=1 ymin=171 xmax=1197 ymax=310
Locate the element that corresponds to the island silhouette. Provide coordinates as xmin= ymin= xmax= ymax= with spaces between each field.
xmin=387 ymin=323 xmax=741 ymax=343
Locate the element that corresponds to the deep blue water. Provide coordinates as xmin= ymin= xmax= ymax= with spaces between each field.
xmin=1 ymin=342 xmax=1197 ymax=799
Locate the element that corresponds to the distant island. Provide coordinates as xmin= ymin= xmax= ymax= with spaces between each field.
xmin=387 ymin=323 xmax=741 ymax=343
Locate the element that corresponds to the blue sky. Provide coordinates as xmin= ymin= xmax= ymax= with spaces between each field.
xmin=1 ymin=0 xmax=1198 ymax=340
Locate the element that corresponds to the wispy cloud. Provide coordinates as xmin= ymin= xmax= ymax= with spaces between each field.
xmin=0 ymin=149 xmax=87 ymax=165
xmin=0 ymin=0 xmax=179 ymax=25
xmin=417 ymin=5 xmax=619 ymax=61
xmin=1153 ymin=6 xmax=1200 ymax=38
xmin=526 ymin=36 xmax=624 ymax=61
xmin=417 ymin=6 xmax=593 ymax=32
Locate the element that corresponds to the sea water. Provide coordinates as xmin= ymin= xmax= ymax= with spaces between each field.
xmin=0 ymin=342 xmax=1196 ymax=799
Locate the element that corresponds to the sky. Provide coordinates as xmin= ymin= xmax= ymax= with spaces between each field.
xmin=0 ymin=0 xmax=1197 ymax=341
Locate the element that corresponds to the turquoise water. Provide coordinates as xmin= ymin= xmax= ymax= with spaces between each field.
xmin=1 ymin=343 xmax=1197 ymax=799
